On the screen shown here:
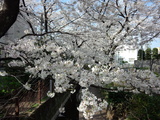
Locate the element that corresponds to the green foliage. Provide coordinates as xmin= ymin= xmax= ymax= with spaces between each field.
xmin=152 ymin=48 xmax=159 ymax=59
xmin=104 ymin=90 xmax=160 ymax=120
xmin=137 ymin=48 xmax=160 ymax=60
xmin=31 ymin=103 xmax=39 ymax=108
xmin=135 ymin=67 xmax=149 ymax=70
xmin=154 ymin=72 xmax=160 ymax=77
xmin=0 ymin=76 xmax=20 ymax=95
xmin=107 ymin=91 xmax=132 ymax=104
xmin=122 ymin=61 xmax=128 ymax=64
xmin=28 ymin=103 xmax=40 ymax=112
xmin=106 ymin=91 xmax=133 ymax=119
xmin=145 ymin=48 xmax=151 ymax=60
xmin=128 ymin=94 xmax=160 ymax=120
xmin=138 ymin=49 xmax=145 ymax=60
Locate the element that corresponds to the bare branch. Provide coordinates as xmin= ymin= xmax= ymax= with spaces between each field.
xmin=99 ymin=0 xmax=110 ymax=22
xmin=0 ymin=57 xmax=21 ymax=61
xmin=19 ymin=12 xmax=35 ymax=34
xmin=139 ymin=32 xmax=160 ymax=45
xmin=20 ymin=30 xmax=81 ymax=39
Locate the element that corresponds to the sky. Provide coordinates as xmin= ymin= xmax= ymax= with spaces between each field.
xmin=150 ymin=39 xmax=160 ymax=48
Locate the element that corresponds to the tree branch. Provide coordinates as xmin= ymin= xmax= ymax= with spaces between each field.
xmin=20 ymin=30 xmax=81 ymax=39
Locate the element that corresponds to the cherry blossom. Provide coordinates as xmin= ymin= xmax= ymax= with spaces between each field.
xmin=47 ymin=91 xmax=55 ymax=98
xmin=23 ymin=82 xmax=31 ymax=91
xmin=1 ymin=0 xmax=160 ymax=119
xmin=0 ymin=71 xmax=8 ymax=76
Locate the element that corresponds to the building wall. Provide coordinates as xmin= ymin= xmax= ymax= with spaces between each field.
xmin=115 ymin=46 xmax=138 ymax=64
xmin=157 ymin=47 xmax=160 ymax=54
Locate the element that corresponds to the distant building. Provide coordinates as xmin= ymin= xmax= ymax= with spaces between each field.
xmin=157 ymin=47 xmax=160 ymax=54
xmin=115 ymin=45 xmax=138 ymax=65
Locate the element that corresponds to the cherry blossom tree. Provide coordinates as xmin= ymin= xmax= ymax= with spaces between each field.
xmin=1 ymin=0 xmax=160 ymax=119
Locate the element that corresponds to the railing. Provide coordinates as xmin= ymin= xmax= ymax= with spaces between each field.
xmin=0 ymin=80 xmax=49 ymax=120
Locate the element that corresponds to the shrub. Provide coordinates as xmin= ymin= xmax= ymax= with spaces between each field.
xmin=138 ymin=49 xmax=145 ymax=60
xmin=145 ymin=48 xmax=151 ymax=60
xmin=105 ymin=91 xmax=160 ymax=120
xmin=128 ymin=93 xmax=160 ymax=120
xmin=0 ymin=76 xmax=20 ymax=95
xmin=152 ymin=48 xmax=159 ymax=59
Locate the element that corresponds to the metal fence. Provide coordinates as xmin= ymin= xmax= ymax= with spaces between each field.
xmin=0 ymin=80 xmax=49 ymax=120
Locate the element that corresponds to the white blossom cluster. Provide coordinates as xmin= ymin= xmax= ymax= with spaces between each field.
xmin=1 ymin=0 xmax=160 ymax=119
xmin=23 ymin=82 xmax=31 ymax=90
xmin=54 ymin=73 xmax=71 ymax=93
xmin=59 ymin=107 xmax=65 ymax=113
xmin=4 ymin=37 xmax=160 ymax=119
xmin=47 ymin=91 xmax=55 ymax=98
xmin=115 ymin=69 xmax=160 ymax=94
xmin=5 ymin=38 xmax=82 ymax=93
xmin=8 ymin=60 xmax=25 ymax=67
xmin=0 ymin=71 xmax=8 ymax=76
xmin=4 ymin=38 xmax=160 ymax=120
xmin=78 ymin=89 xmax=108 ymax=119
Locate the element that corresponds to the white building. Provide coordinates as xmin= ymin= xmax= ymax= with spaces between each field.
xmin=115 ymin=45 xmax=138 ymax=65
xmin=157 ymin=47 xmax=160 ymax=54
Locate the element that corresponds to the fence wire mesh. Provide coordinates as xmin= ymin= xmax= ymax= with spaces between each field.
xmin=0 ymin=80 xmax=49 ymax=120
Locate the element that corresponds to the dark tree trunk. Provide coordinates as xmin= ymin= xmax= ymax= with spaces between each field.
xmin=64 ymin=88 xmax=80 ymax=120
xmin=0 ymin=0 xmax=20 ymax=38
xmin=57 ymin=85 xmax=80 ymax=120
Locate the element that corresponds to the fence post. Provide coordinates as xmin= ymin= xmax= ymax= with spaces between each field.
xmin=38 ymin=80 xmax=41 ymax=104
xmin=50 ymin=80 xmax=53 ymax=92
xmin=15 ymin=97 xmax=19 ymax=120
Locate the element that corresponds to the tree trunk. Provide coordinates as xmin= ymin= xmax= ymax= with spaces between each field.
xmin=0 ymin=0 xmax=20 ymax=38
